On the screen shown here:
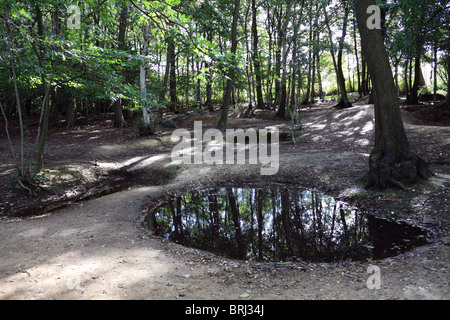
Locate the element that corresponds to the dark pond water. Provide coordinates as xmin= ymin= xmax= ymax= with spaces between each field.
xmin=144 ymin=186 xmax=430 ymax=262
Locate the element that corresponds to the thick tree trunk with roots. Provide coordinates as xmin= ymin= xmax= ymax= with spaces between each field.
xmin=354 ymin=0 xmax=432 ymax=190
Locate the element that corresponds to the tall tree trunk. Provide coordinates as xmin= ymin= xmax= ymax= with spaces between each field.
xmin=33 ymin=5 xmax=53 ymax=173
xmin=65 ymin=98 xmax=75 ymax=128
xmin=168 ymin=35 xmax=177 ymax=112
xmin=290 ymin=6 xmax=302 ymax=108
xmin=243 ymin=4 xmax=253 ymax=109
xmin=361 ymin=56 xmax=369 ymax=96
xmin=317 ymin=52 xmax=324 ymax=100
xmin=140 ymin=25 xmax=151 ymax=128
xmin=205 ymin=63 xmax=213 ymax=110
xmin=205 ymin=31 xmax=214 ymax=111
xmin=113 ymin=4 xmax=128 ymax=128
xmin=159 ymin=41 xmax=172 ymax=102
xmin=275 ymin=0 xmax=293 ymax=118
xmin=303 ymin=2 xmax=313 ymax=105
xmin=393 ymin=55 xmax=400 ymax=96
xmin=4 ymin=21 xmax=25 ymax=176
xmin=265 ymin=9 xmax=275 ymax=107
xmin=353 ymin=16 xmax=362 ymax=97
xmin=252 ymin=0 xmax=264 ymax=109
xmin=406 ymin=54 xmax=422 ymax=105
xmin=404 ymin=58 xmax=409 ymax=96
xmin=273 ymin=10 xmax=283 ymax=108
xmin=446 ymin=56 xmax=450 ymax=109
xmin=327 ymin=0 xmax=352 ymax=109
xmin=196 ymin=60 xmax=202 ymax=107
xmin=433 ymin=46 xmax=437 ymax=106
xmin=310 ymin=23 xmax=318 ymax=104
xmin=217 ymin=0 xmax=241 ymax=130
xmin=354 ymin=0 xmax=431 ymax=190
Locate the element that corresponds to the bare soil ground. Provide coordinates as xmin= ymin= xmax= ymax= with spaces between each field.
xmin=0 ymin=101 xmax=449 ymax=300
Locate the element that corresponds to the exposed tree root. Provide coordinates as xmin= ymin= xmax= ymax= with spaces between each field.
xmin=333 ymin=99 xmax=353 ymax=109
xmin=14 ymin=175 xmax=48 ymax=196
xmin=365 ymin=149 xmax=434 ymax=191
xmin=16 ymin=178 xmax=33 ymax=195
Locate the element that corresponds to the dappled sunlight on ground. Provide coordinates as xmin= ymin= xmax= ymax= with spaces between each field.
xmin=0 ymin=246 xmax=171 ymax=299
xmin=300 ymin=105 xmax=374 ymax=150
xmin=97 ymin=154 xmax=170 ymax=171
xmin=0 ymin=188 xmax=176 ymax=299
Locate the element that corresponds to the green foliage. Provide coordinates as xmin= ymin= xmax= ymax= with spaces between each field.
xmin=0 ymin=0 xmax=448 ymax=133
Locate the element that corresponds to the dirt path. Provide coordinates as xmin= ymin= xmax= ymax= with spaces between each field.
xmin=0 ymin=104 xmax=449 ymax=300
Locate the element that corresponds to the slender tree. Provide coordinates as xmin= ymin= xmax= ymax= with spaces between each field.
xmin=251 ymin=0 xmax=264 ymax=109
xmin=324 ymin=0 xmax=352 ymax=109
xmin=217 ymin=0 xmax=241 ymax=130
xmin=275 ymin=0 xmax=293 ymax=118
xmin=140 ymin=24 xmax=152 ymax=128
xmin=113 ymin=3 xmax=128 ymax=128
xmin=168 ymin=33 xmax=177 ymax=112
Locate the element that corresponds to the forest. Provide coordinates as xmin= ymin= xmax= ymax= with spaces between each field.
xmin=1 ymin=0 xmax=449 ymax=181
xmin=0 ymin=0 xmax=449 ymax=300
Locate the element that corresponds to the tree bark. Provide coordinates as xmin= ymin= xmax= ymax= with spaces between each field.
xmin=252 ymin=0 xmax=264 ymax=109
xmin=113 ymin=4 xmax=128 ymax=128
xmin=406 ymin=54 xmax=422 ymax=105
xmin=196 ymin=60 xmax=202 ymax=107
xmin=205 ymin=30 xmax=214 ymax=111
xmin=354 ymin=0 xmax=432 ymax=190
xmin=303 ymin=3 xmax=313 ymax=106
xmin=4 ymin=21 xmax=25 ymax=176
xmin=290 ymin=8 xmax=302 ymax=108
xmin=243 ymin=4 xmax=253 ymax=109
xmin=317 ymin=52 xmax=324 ymax=100
xmin=275 ymin=0 xmax=293 ymax=118
xmin=433 ymin=46 xmax=437 ymax=106
xmin=361 ymin=56 xmax=369 ymax=96
xmin=273 ymin=9 xmax=283 ymax=108
xmin=140 ymin=24 xmax=151 ymax=128
xmin=65 ymin=98 xmax=75 ymax=128
xmin=33 ymin=5 xmax=53 ymax=173
xmin=168 ymin=35 xmax=177 ymax=112
xmin=159 ymin=41 xmax=172 ymax=102
xmin=353 ymin=16 xmax=362 ymax=97
xmin=217 ymin=0 xmax=241 ymax=130
xmin=446 ymin=56 xmax=450 ymax=109
xmin=325 ymin=0 xmax=352 ymax=109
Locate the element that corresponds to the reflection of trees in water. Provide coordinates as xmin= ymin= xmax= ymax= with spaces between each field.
xmin=145 ymin=187 xmax=428 ymax=262
xmin=146 ymin=187 xmax=374 ymax=262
